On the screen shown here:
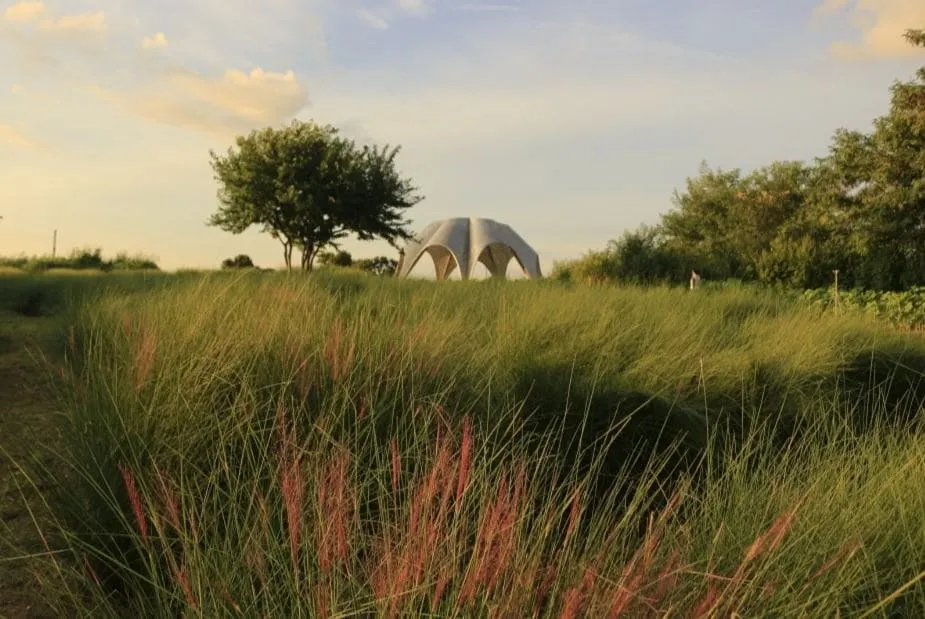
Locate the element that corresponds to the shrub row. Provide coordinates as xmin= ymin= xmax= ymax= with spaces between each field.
xmin=0 ymin=249 xmax=159 ymax=273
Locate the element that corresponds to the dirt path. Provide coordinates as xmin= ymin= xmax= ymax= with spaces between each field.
xmin=0 ymin=311 xmax=62 ymax=618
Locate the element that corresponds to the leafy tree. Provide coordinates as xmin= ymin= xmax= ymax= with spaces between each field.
xmin=661 ymin=163 xmax=746 ymax=280
xmin=732 ymin=161 xmax=815 ymax=276
xmin=810 ymin=29 xmax=925 ymax=289
xmin=562 ymin=250 xmax=622 ymax=284
xmin=318 ymin=250 xmax=353 ymax=267
xmin=661 ymin=161 xmax=815 ymax=281
xmin=221 ymin=254 xmax=256 ymax=269
xmin=651 ymin=30 xmax=925 ymax=290
xmin=547 ymin=226 xmax=684 ymax=285
xmin=208 ymin=120 xmax=422 ymax=272
xmin=549 ymin=260 xmax=576 ymax=282
xmin=354 ymin=256 xmax=398 ymax=276
xmin=605 ymin=225 xmax=685 ymax=284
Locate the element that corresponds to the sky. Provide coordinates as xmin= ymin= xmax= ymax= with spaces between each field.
xmin=1 ymin=0 xmax=924 ymax=274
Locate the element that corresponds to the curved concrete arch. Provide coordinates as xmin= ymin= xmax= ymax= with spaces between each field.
xmin=397 ymin=217 xmax=542 ymax=280
xmin=476 ymin=242 xmax=515 ymax=277
xmin=402 ymin=243 xmax=463 ymax=280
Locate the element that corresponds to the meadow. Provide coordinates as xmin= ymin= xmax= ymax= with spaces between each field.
xmin=2 ymin=270 xmax=925 ymax=617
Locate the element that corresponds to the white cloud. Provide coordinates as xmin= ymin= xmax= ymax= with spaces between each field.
xmin=37 ymin=11 xmax=107 ymax=33
xmin=453 ymin=3 xmax=520 ymax=12
xmin=2 ymin=2 xmax=307 ymax=138
xmin=356 ymin=8 xmax=389 ymax=29
xmin=141 ymin=31 xmax=168 ymax=49
xmin=96 ymin=66 xmax=309 ymax=137
xmin=813 ymin=0 xmax=925 ymax=59
xmin=0 ymin=124 xmax=38 ymax=149
xmin=10 ymin=83 xmax=26 ymax=95
xmin=2 ymin=0 xmax=45 ymax=23
xmin=306 ymin=20 xmax=756 ymax=152
xmin=397 ymin=0 xmax=433 ymax=16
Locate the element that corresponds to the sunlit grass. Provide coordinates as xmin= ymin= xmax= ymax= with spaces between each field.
xmin=7 ymin=271 xmax=925 ymax=616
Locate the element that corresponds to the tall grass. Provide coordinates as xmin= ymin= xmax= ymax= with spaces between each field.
xmin=0 ymin=270 xmax=186 ymax=317
xmin=17 ymin=272 xmax=925 ymax=615
xmin=0 ymin=249 xmax=159 ymax=274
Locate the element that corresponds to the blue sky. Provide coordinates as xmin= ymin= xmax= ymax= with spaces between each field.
xmin=0 ymin=0 xmax=923 ymax=273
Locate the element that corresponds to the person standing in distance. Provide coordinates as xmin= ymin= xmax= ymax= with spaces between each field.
xmin=690 ymin=270 xmax=701 ymax=290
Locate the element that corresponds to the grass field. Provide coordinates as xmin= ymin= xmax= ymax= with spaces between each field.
xmin=2 ymin=270 xmax=925 ymax=616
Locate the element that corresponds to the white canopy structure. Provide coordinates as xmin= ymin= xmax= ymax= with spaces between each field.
xmin=396 ymin=217 xmax=543 ymax=280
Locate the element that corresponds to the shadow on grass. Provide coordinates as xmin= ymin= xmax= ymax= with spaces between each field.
xmin=501 ymin=358 xmax=707 ymax=511
xmin=838 ymin=348 xmax=925 ymax=429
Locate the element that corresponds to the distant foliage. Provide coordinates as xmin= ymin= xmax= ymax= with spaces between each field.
xmin=318 ymin=250 xmax=354 ymax=268
xmin=221 ymin=254 xmax=256 ymax=269
xmin=551 ymin=250 xmax=617 ymax=284
xmin=803 ymin=287 xmax=925 ymax=330
xmin=0 ymin=248 xmax=159 ymax=273
xmin=111 ymin=252 xmax=159 ymax=271
xmin=354 ymin=256 xmax=398 ymax=276
xmin=316 ymin=251 xmax=397 ymax=275
xmin=582 ymin=31 xmax=925 ymax=291
xmin=551 ymin=226 xmax=685 ymax=285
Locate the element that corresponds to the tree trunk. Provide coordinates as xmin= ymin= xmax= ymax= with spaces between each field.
xmin=281 ymin=241 xmax=293 ymax=271
xmin=309 ymin=246 xmax=320 ymax=272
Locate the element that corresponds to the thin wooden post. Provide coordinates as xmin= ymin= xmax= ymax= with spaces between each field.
xmin=833 ymin=269 xmax=840 ymax=310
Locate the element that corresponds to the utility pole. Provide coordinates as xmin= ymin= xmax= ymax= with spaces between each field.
xmin=52 ymin=229 xmax=57 ymax=258
xmin=833 ymin=269 xmax=840 ymax=310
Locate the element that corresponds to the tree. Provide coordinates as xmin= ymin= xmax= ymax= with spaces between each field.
xmin=545 ymin=226 xmax=684 ymax=285
xmin=318 ymin=250 xmax=353 ymax=267
xmin=811 ymin=29 xmax=925 ymax=289
xmin=221 ymin=254 xmax=256 ymax=269
xmin=661 ymin=163 xmax=746 ymax=280
xmin=605 ymin=225 xmax=685 ymax=284
xmin=354 ymin=256 xmax=398 ymax=275
xmin=208 ymin=120 xmax=422 ymax=272
xmin=651 ymin=29 xmax=925 ymax=290
xmin=661 ymin=161 xmax=817 ymax=281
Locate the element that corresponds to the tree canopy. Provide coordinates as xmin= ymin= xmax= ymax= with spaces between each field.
xmin=317 ymin=249 xmax=354 ymax=267
xmin=221 ymin=254 xmax=256 ymax=269
xmin=208 ymin=120 xmax=422 ymax=271
xmin=354 ymin=256 xmax=398 ymax=276
xmin=315 ymin=250 xmax=398 ymax=275
xmin=579 ymin=29 xmax=925 ymax=290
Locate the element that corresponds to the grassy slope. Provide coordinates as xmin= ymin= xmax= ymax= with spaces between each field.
xmin=3 ymin=271 xmax=925 ymax=615
xmin=44 ymin=271 xmax=925 ymax=615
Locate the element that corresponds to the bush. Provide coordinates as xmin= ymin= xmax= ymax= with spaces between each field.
xmin=353 ymin=256 xmax=397 ymax=276
xmin=0 ymin=250 xmax=159 ymax=273
xmin=111 ymin=253 xmax=160 ymax=271
xmin=318 ymin=250 xmax=353 ymax=267
xmin=221 ymin=254 xmax=256 ymax=269
xmin=551 ymin=227 xmax=687 ymax=286
xmin=803 ymin=286 xmax=925 ymax=330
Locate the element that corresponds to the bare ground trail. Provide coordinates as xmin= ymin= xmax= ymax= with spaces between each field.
xmin=0 ymin=311 xmax=63 ymax=618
